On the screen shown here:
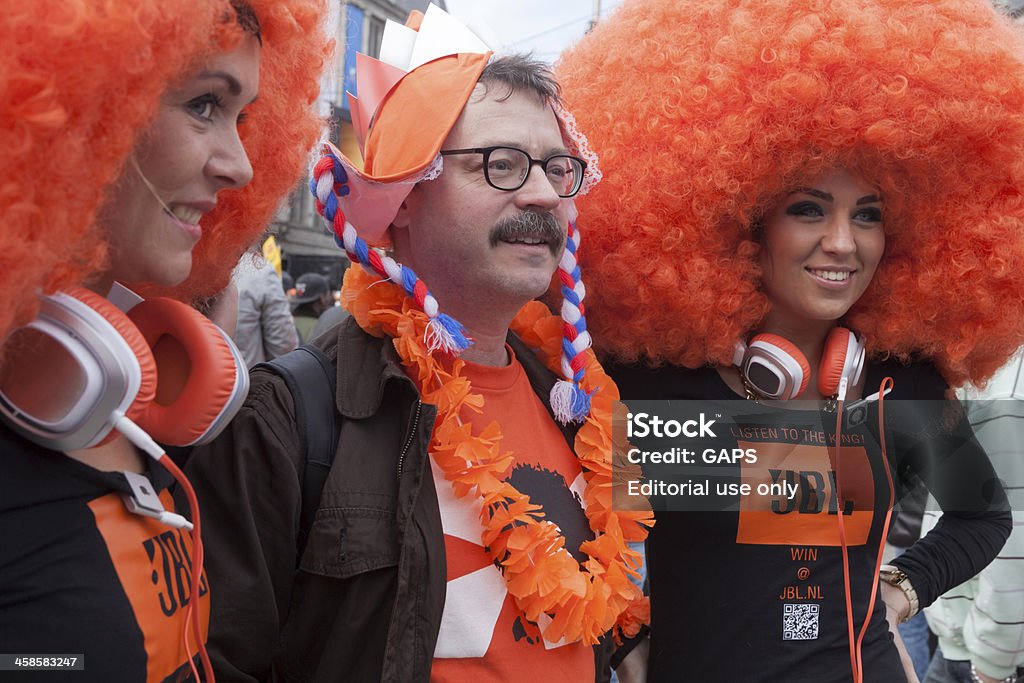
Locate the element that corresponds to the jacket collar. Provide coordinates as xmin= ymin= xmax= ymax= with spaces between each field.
xmin=332 ymin=316 xmax=414 ymax=419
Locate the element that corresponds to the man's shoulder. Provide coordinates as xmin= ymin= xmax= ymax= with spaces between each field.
xmin=311 ymin=305 xmax=349 ymax=339
xmin=242 ymin=321 xmax=350 ymax=416
xmin=303 ymin=317 xmax=419 ymax=416
xmin=308 ymin=314 xmax=382 ymax=362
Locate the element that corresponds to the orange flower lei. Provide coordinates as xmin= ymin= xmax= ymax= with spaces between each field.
xmin=342 ymin=266 xmax=653 ymax=644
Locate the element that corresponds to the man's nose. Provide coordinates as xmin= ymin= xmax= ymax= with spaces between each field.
xmin=514 ymin=163 xmax=561 ymax=212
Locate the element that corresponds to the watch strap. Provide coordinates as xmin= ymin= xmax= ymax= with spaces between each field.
xmin=879 ymin=563 xmax=920 ymax=623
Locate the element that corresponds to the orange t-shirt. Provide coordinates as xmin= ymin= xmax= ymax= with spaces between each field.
xmin=429 ymin=350 xmax=595 ymax=683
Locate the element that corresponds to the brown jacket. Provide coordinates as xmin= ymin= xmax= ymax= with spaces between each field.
xmin=187 ymin=316 xmax=610 ymax=682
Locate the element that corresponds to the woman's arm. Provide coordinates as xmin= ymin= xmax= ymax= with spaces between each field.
xmin=884 ymin=365 xmax=1012 ymax=610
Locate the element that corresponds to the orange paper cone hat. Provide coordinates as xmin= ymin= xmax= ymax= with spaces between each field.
xmin=325 ymin=3 xmax=492 ymax=245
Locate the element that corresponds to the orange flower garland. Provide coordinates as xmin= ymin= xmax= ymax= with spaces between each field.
xmin=342 ymin=266 xmax=654 ymax=644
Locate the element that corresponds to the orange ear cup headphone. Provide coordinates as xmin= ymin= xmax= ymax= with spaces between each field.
xmin=0 ymin=287 xmax=248 ymax=451
xmin=127 ymin=297 xmax=247 ymax=446
xmin=734 ymin=327 xmax=865 ymax=400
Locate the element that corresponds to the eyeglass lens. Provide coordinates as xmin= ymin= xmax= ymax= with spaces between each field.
xmin=486 ymin=147 xmax=583 ymax=197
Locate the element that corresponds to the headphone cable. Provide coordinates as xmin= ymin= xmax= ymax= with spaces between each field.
xmin=116 ymin=416 xmax=216 ymax=683
xmin=854 ymin=377 xmax=896 ymax=678
xmin=834 ymin=376 xmax=896 ymax=683
xmin=832 ymin=378 xmax=860 ymax=682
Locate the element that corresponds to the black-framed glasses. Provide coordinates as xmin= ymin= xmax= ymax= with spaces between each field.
xmin=439 ymin=146 xmax=587 ymax=198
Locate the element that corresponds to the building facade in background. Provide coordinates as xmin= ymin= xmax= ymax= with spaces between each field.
xmin=275 ymin=0 xmax=441 ymax=287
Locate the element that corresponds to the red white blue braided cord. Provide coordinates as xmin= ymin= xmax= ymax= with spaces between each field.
xmin=551 ymin=220 xmax=593 ymax=423
xmin=309 ymin=152 xmax=470 ymax=354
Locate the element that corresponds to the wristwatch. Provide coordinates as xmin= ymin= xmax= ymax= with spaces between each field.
xmin=879 ymin=564 xmax=919 ymax=623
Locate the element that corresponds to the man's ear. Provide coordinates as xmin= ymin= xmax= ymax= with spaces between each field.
xmin=389 ymin=190 xmax=418 ymax=262
xmin=391 ymin=197 xmax=411 ymax=230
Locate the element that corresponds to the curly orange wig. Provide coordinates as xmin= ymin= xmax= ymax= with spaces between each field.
xmin=0 ymin=0 xmax=329 ymax=344
xmin=558 ymin=0 xmax=1024 ymax=386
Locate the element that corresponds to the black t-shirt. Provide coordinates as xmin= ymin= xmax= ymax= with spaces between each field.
xmin=0 ymin=426 xmax=208 ymax=682
xmin=610 ymin=360 xmax=1011 ymax=682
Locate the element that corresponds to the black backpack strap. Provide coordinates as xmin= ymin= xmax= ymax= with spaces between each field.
xmin=257 ymin=345 xmax=340 ymax=563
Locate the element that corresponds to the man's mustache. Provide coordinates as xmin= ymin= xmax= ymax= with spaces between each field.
xmin=489 ymin=211 xmax=565 ymax=256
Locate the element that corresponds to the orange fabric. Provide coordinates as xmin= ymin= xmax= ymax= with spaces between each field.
xmin=128 ymin=298 xmax=238 ymax=445
xmin=364 ymin=53 xmax=490 ymax=183
xmin=431 ymin=352 xmax=594 ymax=682
xmin=818 ymin=327 xmax=853 ymax=397
xmin=88 ymin=490 xmax=210 ymax=681
xmin=68 ymin=288 xmax=156 ymax=428
xmin=443 ymin=534 xmax=492 ymax=580
xmin=735 ymin=441 xmax=874 ymax=546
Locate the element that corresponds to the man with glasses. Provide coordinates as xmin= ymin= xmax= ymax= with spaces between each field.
xmin=186 ymin=6 xmax=650 ymax=682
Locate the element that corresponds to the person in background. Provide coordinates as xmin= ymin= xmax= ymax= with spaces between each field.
xmin=288 ymin=271 xmax=332 ymax=342
xmin=309 ymin=291 xmax=349 ymax=339
xmin=234 ymin=246 xmax=298 ymax=367
xmin=0 ymin=0 xmax=328 ymax=680
xmin=921 ymin=351 xmax=1024 ymax=683
xmin=310 ymin=261 xmax=351 ymax=339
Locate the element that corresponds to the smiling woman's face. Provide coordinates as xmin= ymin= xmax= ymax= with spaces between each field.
xmin=759 ymin=168 xmax=886 ymax=328
xmin=97 ymin=34 xmax=260 ymax=290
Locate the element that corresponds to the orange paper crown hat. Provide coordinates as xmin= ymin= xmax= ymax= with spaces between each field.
xmin=330 ymin=3 xmax=492 ymax=244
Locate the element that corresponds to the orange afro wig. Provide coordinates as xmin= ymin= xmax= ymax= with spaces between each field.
xmin=558 ymin=0 xmax=1024 ymax=386
xmin=0 ymin=0 xmax=329 ymax=344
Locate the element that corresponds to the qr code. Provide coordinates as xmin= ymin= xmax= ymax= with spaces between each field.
xmin=782 ymin=603 xmax=819 ymax=640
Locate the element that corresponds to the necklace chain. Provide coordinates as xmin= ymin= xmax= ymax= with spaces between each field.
xmin=739 ymin=370 xmax=763 ymax=403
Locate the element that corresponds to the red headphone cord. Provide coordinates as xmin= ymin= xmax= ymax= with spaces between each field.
xmin=832 ymin=379 xmax=859 ymax=681
xmin=833 ymin=377 xmax=895 ymax=683
xmin=116 ymin=416 xmax=216 ymax=683
xmin=159 ymin=455 xmax=214 ymax=683
xmin=855 ymin=377 xmax=896 ymax=679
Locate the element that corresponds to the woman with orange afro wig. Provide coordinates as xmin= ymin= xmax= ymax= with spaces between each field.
xmin=559 ymin=0 xmax=1024 ymax=681
xmin=0 ymin=1 xmax=328 ymax=681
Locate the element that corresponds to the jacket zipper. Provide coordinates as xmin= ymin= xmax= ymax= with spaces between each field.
xmin=397 ymin=399 xmax=422 ymax=479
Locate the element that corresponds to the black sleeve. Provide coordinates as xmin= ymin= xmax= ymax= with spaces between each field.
xmin=884 ymin=364 xmax=1012 ymax=609
xmin=610 ymin=625 xmax=650 ymax=669
xmin=184 ymin=370 xmax=303 ymax=683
